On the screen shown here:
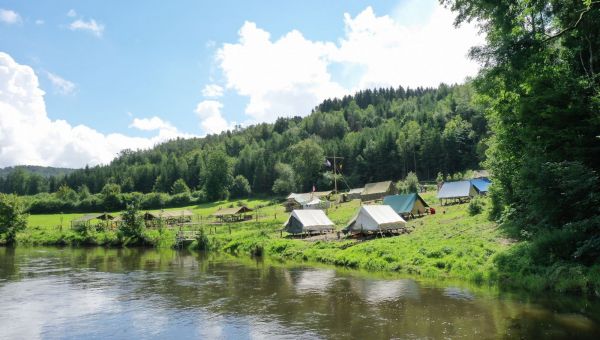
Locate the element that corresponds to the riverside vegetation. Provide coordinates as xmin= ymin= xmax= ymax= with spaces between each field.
xmin=3 ymin=189 xmax=599 ymax=297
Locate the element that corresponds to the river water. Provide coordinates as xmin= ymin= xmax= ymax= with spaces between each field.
xmin=0 ymin=247 xmax=598 ymax=339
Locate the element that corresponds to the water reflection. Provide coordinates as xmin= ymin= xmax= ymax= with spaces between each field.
xmin=0 ymin=247 xmax=598 ymax=339
xmin=351 ymin=279 xmax=420 ymax=303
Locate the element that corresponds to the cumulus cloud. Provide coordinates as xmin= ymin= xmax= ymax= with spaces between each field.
xmin=0 ymin=9 xmax=21 ymax=24
xmin=69 ymin=18 xmax=104 ymax=37
xmin=46 ymin=71 xmax=76 ymax=95
xmin=194 ymin=100 xmax=235 ymax=135
xmin=201 ymin=84 xmax=224 ymax=98
xmin=216 ymin=3 xmax=482 ymax=122
xmin=0 ymin=52 xmax=191 ymax=168
xmin=217 ymin=22 xmax=344 ymax=122
xmin=67 ymin=9 xmax=77 ymax=17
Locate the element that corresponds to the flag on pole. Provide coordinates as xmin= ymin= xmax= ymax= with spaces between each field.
xmin=324 ymin=159 xmax=331 ymax=167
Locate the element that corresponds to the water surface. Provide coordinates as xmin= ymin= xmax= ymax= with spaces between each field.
xmin=0 ymin=247 xmax=598 ymax=339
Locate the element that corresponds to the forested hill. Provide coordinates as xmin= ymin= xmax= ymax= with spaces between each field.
xmin=0 ymin=166 xmax=76 ymax=195
xmin=0 ymin=165 xmax=75 ymax=178
xmin=0 ymin=83 xmax=488 ymax=197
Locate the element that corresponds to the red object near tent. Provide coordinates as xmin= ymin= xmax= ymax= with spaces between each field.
xmin=429 ymin=207 xmax=436 ymax=215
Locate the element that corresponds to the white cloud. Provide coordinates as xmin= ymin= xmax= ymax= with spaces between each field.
xmin=35 ymin=19 xmax=44 ymax=25
xmin=130 ymin=116 xmax=175 ymax=132
xmin=216 ymin=3 xmax=482 ymax=122
xmin=0 ymin=52 xmax=191 ymax=168
xmin=194 ymin=100 xmax=235 ymax=135
xmin=332 ymin=6 xmax=482 ymax=90
xmin=67 ymin=9 xmax=77 ymax=17
xmin=69 ymin=19 xmax=104 ymax=37
xmin=201 ymin=84 xmax=224 ymax=98
xmin=0 ymin=9 xmax=21 ymax=24
xmin=46 ymin=71 xmax=76 ymax=95
xmin=217 ymin=22 xmax=344 ymax=122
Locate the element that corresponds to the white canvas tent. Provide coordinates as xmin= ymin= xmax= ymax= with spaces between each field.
xmin=283 ymin=210 xmax=335 ymax=234
xmin=343 ymin=205 xmax=406 ymax=234
xmin=302 ymin=197 xmax=327 ymax=209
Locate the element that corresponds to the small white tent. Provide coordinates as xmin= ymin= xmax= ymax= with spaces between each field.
xmin=283 ymin=210 xmax=335 ymax=234
xmin=343 ymin=205 xmax=406 ymax=234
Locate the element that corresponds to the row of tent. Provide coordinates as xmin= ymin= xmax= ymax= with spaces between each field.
xmin=283 ymin=192 xmax=430 ymax=235
xmin=284 ymin=205 xmax=408 ymax=235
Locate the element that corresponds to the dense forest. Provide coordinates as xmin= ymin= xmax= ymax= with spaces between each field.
xmin=0 ymin=83 xmax=487 ymax=201
xmin=443 ymin=0 xmax=600 ymax=269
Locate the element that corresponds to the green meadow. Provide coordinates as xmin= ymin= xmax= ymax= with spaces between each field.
xmin=16 ymin=190 xmax=600 ymax=295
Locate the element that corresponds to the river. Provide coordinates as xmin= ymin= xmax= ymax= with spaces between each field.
xmin=0 ymin=247 xmax=598 ymax=339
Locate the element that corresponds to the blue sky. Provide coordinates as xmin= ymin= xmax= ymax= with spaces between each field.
xmin=0 ymin=0 xmax=481 ymax=167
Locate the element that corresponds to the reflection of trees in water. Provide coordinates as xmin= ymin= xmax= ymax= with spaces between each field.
xmin=0 ymin=247 xmax=18 ymax=280
xmin=1 ymin=248 xmax=599 ymax=339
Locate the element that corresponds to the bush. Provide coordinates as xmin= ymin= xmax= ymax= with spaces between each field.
xmin=168 ymin=192 xmax=192 ymax=206
xmin=468 ymin=197 xmax=484 ymax=216
xmin=0 ymin=194 xmax=28 ymax=244
xmin=141 ymin=192 xmax=169 ymax=210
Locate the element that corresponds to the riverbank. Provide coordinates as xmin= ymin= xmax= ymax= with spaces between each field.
xmin=8 ymin=193 xmax=600 ymax=297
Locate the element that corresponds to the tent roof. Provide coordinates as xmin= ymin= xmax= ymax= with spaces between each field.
xmin=212 ymin=206 xmax=253 ymax=216
xmin=313 ymin=190 xmax=332 ymax=197
xmin=284 ymin=209 xmax=334 ymax=228
xmin=145 ymin=210 xmax=193 ymax=219
xmin=362 ymin=181 xmax=393 ymax=196
xmin=73 ymin=213 xmax=115 ymax=223
xmin=383 ymin=194 xmax=428 ymax=214
xmin=470 ymin=178 xmax=491 ymax=192
xmin=73 ymin=214 xmax=102 ymax=223
xmin=359 ymin=205 xmax=405 ymax=225
xmin=161 ymin=210 xmax=193 ymax=217
xmin=348 ymin=188 xmax=364 ymax=194
xmin=288 ymin=193 xmax=313 ymax=204
xmin=303 ymin=198 xmax=322 ymax=206
xmin=437 ymin=181 xmax=475 ymax=199
xmin=344 ymin=205 xmax=405 ymax=231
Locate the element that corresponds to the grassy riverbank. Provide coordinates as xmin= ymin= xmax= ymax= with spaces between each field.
xmin=10 ymin=192 xmax=600 ymax=296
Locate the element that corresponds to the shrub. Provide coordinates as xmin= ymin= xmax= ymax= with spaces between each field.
xmin=0 ymin=194 xmax=28 ymax=244
xmin=468 ymin=197 xmax=484 ymax=216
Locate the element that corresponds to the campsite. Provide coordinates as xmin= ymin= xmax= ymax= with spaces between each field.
xmin=1 ymin=0 xmax=600 ymax=338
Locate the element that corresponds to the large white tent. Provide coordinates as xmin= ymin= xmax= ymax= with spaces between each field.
xmin=283 ymin=209 xmax=335 ymax=234
xmin=343 ymin=205 xmax=406 ymax=234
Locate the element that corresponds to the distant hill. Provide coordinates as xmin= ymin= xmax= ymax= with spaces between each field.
xmin=0 ymin=165 xmax=76 ymax=178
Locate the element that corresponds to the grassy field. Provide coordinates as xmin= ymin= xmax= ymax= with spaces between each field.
xmin=16 ymin=190 xmax=600 ymax=295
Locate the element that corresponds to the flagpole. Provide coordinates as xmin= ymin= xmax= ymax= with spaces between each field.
xmin=333 ymin=149 xmax=337 ymax=194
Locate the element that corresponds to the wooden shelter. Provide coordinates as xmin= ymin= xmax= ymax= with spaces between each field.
xmin=212 ymin=206 xmax=254 ymax=222
xmin=360 ymin=181 xmax=397 ymax=202
xmin=70 ymin=213 xmax=115 ymax=229
xmin=143 ymin=209 xmax=194 ymax=227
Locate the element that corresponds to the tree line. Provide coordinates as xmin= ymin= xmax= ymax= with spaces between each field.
xmin=0 ymin=83 xmax=488 ymax=207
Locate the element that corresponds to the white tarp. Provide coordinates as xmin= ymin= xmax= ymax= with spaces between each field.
xmin=344 ymin=205 xmax=406 ymax=233
xmin=302 ymin=197 xmax=322 ymax=209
